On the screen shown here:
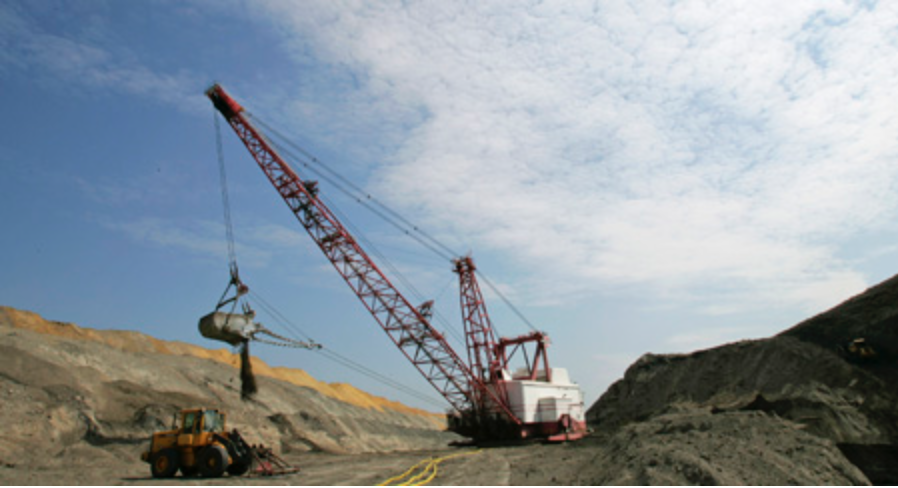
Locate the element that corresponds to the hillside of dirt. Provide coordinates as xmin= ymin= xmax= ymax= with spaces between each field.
xmin=0 ymin=305 xmax=458 ymax=483
xmin=0 ymin=306 xmax=440 ymax=417
xmin=587 ymin=273 xmax=898 ymax=485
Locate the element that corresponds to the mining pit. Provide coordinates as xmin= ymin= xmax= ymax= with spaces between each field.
xmin=2 ymin=273 xmax=898 ymax=485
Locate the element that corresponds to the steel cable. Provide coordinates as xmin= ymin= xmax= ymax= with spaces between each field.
xmin=249 ymin=114 xmax=459 ymax=260
xmin=247 ymin=290 xmax=446 ymax=409
xmin=252 ymin=117 xmax=541 ymax=334
xmin=214 ymin=111 xmax=238 ymax=269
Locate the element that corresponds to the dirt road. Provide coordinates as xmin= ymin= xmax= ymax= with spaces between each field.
xmin=0 ymin=446 xmax=518 ymax=486
xmin=0 ymin=418 xmax=872 ymax=486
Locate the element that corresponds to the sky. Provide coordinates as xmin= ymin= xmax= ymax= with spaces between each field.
xmin=2 ymin=0 xmax=898 ymax=412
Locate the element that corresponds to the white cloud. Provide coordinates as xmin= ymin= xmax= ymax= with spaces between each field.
xmin=253 ymin=0 xmax=898 ymax=314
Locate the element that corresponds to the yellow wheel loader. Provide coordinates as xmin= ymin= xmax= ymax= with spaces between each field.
xmin=847 ymin=338 xmax=876 ymax=359
xmin=140 ymin=408 xmax=253 ymax=478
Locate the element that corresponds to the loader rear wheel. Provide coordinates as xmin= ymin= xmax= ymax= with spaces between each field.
xmin=198 ymin=445 xmax=228 ymax=478
xmin=150 ymin=449 xmax=179 ymax=478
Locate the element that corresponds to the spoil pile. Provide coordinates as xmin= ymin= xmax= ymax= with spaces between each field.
xmin=587 ymin=273 xmax=898 ymax=485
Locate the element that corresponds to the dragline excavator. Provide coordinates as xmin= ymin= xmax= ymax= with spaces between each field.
xmin=204 ymin=84 xmax=586 ymax=441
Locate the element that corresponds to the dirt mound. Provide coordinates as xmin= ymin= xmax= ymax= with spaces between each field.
xmin=781 ymin=273 xmax=898 ymax=388
xmin=783 ymin=273 xmax=898 ymax=347
xmin=587 ymin=272 xmax=898 ymax=484
xmin=0 ymin=306 xmax=437 ymax=417
xmin=590 ymin=336 xmax=894 ymax=443
xmin=575 ymin=410 xmax=867 ymax=485
xmin=464 ymin=409 xmax=866 ymax=485
xmin=0 ymin=306 xmax=457 ymax=476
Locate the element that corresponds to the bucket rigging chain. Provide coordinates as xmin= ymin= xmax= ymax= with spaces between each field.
xmin=253 ymin=326 xmax=322 ymax=350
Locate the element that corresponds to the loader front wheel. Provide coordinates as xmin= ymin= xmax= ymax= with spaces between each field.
xmin=150 ymin=449 xmax=179 ymax=478
xmin=227 ymin=460 xmax=251 ymax=476
xmin=198 ymin=445 xmax=228 ymax=478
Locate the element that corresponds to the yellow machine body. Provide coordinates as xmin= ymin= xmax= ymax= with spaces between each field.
xmin=141 ymin=408 xmax=249 ymax=478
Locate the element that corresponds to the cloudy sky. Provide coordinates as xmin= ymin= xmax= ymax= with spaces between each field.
xmin=2 ymin=0 xmax=898 ymax=411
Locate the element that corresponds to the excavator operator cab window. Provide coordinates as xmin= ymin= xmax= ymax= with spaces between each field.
xmin=202 ymin=410 xmax=224 ymax=433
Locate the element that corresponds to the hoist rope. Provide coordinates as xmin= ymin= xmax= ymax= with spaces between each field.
xmin=214 ymin=112 xmax=238 ymax=270
xmin=213 ymin=110 xmax=446 ymax=408
xmin=251 ymin=124 xmax=475 ymax=344
xmin=266 ymin=137 xmax=454 ymax=262
xmin=251 ymin=114 xmax=458 ymax=261
xmin=252 ymin=115 xmax=541 ymax=334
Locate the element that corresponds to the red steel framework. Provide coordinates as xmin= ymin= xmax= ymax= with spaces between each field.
xmin=454 ymin=256 xmax=503 ymax=408
xmin=206 ymin=85 xmax=521 ymax=431
xmin=455 ymin=256 xmax=554 ymax=403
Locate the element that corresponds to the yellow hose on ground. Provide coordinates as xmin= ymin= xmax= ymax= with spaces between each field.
xmin=378 ymin=450 xmax=483 ymax=486
xmin=378 ymin=458 xmax=432 ymax=486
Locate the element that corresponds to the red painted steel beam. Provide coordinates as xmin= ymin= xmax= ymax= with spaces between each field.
xmin=206 ymin=84 xmax=476 ymax=413
xmin=206 ymin=85 xmax=520 ymax=424
xmin=454 ymin=257 xmax=505 ymax=408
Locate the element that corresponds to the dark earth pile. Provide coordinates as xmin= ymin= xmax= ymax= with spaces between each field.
xmin=588 ymin=273 xmax=898 ymax=485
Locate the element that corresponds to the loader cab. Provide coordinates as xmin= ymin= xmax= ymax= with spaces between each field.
xmin=176 ymin=409 xmax=225 ymax=450
xmin=181 ymin=409 xmax=226 ymax=434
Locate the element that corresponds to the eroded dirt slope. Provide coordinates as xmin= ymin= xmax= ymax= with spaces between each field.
xmin=0 ymin=306 xmax=458 ymax=477
xmin=0 ymin=306 xmax=438 ymax=416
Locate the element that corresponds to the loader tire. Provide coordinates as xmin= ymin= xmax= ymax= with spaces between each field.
xmin=150 ymin=448 xmax=179 ymax=478
xmin=227 ymin=460 xmax=251 ymax=476
xmin=198 ymin=445 xmax=228 ymax=478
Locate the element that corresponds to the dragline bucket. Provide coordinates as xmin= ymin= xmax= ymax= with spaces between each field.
xmin=198 ymin=311 xmax=262 ymax=347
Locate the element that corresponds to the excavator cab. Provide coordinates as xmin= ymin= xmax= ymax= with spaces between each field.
xmin=141 ymin=408 xmax=253 ymax=478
